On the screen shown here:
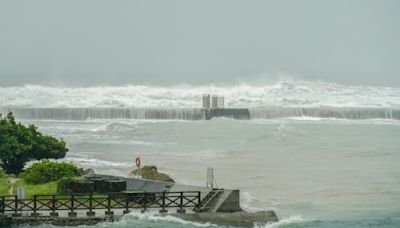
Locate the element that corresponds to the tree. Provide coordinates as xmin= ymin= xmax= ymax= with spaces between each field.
xmin=0 ymin=112 xmax=68 ymax=174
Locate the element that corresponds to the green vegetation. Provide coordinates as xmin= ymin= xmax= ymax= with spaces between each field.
xmin=13 ymin=179 xmax=58 ymax=198
xmin=0 ymin=112 xmax=68 ymax=174
xmin=0 ymin=167 xmax=9 ymax=194
xmin=21 ymin=160 xmax=79 ymax=184
xmin=0 ymin=177 xmax=10 ymax=195
xmin=0 ymin=167 xmax=6 ymax=179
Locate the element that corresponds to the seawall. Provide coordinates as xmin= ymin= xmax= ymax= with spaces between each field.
xmin=0 ymin=107 xmax=251 ymax=121
xmin=204 ymin=108 xmax=250 ymax=120
xmin=2 ymin=106 xmax=400 ymax=120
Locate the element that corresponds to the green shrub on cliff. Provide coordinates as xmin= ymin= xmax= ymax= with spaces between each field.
xmin=21 ymin=160 xmax=78 ymax=184
xmin=0 ymin=112 xmax=68 ymax=174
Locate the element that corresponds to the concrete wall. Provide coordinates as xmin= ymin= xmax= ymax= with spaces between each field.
xmin=204 ymin=109 xmax=250 ymax=120
xmin=214 ymin=190 xmax=242 ymax=212
xmin=119 ymin=177 xmax=173 ymax=192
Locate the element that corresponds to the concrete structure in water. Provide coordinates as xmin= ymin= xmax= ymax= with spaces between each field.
xmin=202 ymin=94 xmax=224 ymax=109
xmin=202 ymin=94 xmax=250 ymax=120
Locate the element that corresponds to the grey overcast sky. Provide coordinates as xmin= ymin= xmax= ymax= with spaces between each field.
xmin=0 ymin=0 xmax=399 ymax=87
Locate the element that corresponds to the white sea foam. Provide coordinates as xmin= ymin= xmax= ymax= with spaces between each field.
xmin=1 ymin=81 xmax=399 ymax=108
xmin=62 ymin=157 xmax=131 ymax=168
xmin=241 ymin=192 xmax=279 ymax=213
xmin=255 ymin=216 xmax=306 ymax=228
xmin=120 ymin=212 xmax=215 ymax=227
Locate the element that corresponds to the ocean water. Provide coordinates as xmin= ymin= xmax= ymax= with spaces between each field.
xmin=2 ymin=81 xmax=400 ymax=227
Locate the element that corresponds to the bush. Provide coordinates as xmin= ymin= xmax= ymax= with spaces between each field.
xmin=0 ymin=178 xmax=10 ymax=195
xmin=0 ymin=167 xmax=6 ymax=179
xmin=0 ymin=112 xmax=68 ymax=174
xmin=21 ymin=160 xmax=78 ymax=184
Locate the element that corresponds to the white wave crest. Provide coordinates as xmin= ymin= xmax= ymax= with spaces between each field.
xmin=1 ymin=81 xmax=400 ymax=108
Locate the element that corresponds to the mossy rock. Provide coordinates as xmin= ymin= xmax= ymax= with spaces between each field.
xmin=130 ymin=166 xmax=175 ymax=183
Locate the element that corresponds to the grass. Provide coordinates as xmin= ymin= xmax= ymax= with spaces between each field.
xmin=12 ymin=179 xmax=58 ymax=198
xmin=0 ymin=178 xmax=10 ymax=195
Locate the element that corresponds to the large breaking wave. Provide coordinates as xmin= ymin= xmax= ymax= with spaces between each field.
xmin=1 ymin=81 xmax=400 ymax=120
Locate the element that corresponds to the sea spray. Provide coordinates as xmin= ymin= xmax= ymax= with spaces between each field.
xmin=1 ymin=81 xmax=400 ymax=108
xmin=120 ymin=212 xmax=216 ymax=227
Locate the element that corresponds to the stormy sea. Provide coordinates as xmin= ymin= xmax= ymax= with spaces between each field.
xmin=1 ymin=80 xmax=400 ymax=227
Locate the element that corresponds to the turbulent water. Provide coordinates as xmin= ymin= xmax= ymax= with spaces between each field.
xmin=1 ymin=81 xmax=400 ymax=121
xmin=2 ymin=81 xmax=400 ymax=227
xmin=1 ymin=81 xmax=400 ymax=108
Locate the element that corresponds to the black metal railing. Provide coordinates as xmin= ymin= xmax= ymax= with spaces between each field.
xmin=0 ymin=191 xmax=201 ymax=215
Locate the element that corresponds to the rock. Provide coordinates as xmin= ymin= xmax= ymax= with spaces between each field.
xmin=129 ymin=165 xmax=175 ymax=183
xmin=78 ymin=168 xmax=95 ymax=176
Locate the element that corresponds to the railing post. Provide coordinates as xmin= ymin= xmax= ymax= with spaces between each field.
xmin=123 ymin=193 xmax=130 ymax=214
xmin=31 ymin=195 xmax=40 ymax=216
xmin=68 ymin=194 xmax=77 ymax=217
xmin=107 ymin=194 xmax=111 ymax=212
xmin=0 ymin=196 xmax=4 ymax=214
xmin=198 ymin=191 xmax=201 ymax=208
xmin=177 ymin=192 xmax=185 ymax=213
xmin=141 ymin=193 xmax=147 ymax=213
xmin=105 ymin=193 xmax=114 ymax=216
xmin=71 ymin=195 xmax=74 ymax=213
xmin=50 ymin=195 xmax=58 ymax=217
xmin=14 ymin=196 xmax=18 ymax=215
xmin=87 ymin=194 xmax=95 ymax=217
xmin=159 ymin=191 xmax=167 ymax=213
xmin=33 ymin=195 xmax=37 ymax=214
xmin=13 ymin=196 xmax=21 ymax=217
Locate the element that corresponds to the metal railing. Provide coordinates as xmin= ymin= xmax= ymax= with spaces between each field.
xmin=195 ymin=189 xmax=223 ymax=212
xmin=0 ymin=191 xmax=201 ymax=215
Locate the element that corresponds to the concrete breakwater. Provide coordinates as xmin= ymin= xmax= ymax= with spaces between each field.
xmin=1 ymin=107 xmax=250 ymax=121
xmin=2 ymin=106 xmax=400 ymax=121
